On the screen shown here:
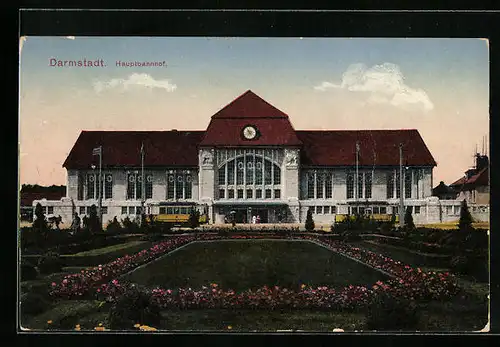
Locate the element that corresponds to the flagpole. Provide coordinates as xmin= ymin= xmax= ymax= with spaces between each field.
xmin=399 ymin=143 xmax=405 ymax=228
xmin=141 ymin=142 xmax=145 ymax=222
xmin=355 ymin=141 xmax=359 ymax=204
xmin=98 ymin=145 xmax=102 ymax=229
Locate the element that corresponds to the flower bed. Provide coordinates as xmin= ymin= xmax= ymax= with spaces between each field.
xmin=49 ymin=233 xmax=460 ymax=309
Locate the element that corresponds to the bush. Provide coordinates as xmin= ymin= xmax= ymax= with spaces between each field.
xmin=188 ymin=209 xmax=200 ymax=229
xmin=122 ymin=216 xmax=140 ymax=234
xmin=20 ymin=259 xmax=38 ymax=281
xmin=20 ymin=292 xmax=51 ymax=316
xmin=366 ymin=292 xmax=419 ymax=331
xmin=107 ymin=284 xmax=161 ymax=330
xmin=459 ymin=199 xmax=473 ymax=232
xmin=403 ymin=206 xmax=415 ymax=231
xmin=37 ymin=251 xmax=63 ymax=275
xmin=305 ymin=209 xmax=315 ymax=232
xmin=106 ymin=217 xmax=123 ymax=233
xmin=342 ymin=229 xmax=362 ymax=242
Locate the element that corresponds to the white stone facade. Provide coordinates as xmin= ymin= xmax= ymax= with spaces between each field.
xmin=33 ymin=148 xmax=489 ymax=227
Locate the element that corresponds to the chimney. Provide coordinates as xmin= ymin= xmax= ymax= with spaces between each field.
xmin=476 ymin=153 xmax=489 ymax=171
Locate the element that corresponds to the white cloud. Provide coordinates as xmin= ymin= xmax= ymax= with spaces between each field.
xmin=315 ymin=63 xmax=434 ymax=112
xmin=93 ymin=73 xmax=177 ymax=93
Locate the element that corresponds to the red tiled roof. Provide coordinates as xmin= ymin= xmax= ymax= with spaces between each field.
xmin=200 ymin=90 xmax=302 ymax=146
xmin=63 ymin=131 xmax=205 ymax=169
xmin=296 ymin=130 xmax=437 ymax=166
xmin=450 ymin=167 xmax=489 ymax=189
xmin=21 ymin=191 xmax=66 ymax=206
xmin=212 ymin=90 xmax=289 ymax=119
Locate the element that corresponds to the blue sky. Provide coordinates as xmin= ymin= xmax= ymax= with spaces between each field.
xmin=19 ymin=37 xmax=489 ymax=186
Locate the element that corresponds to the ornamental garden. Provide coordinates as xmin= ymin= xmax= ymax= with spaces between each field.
xmin=19 ymin=200 xmax=488 ymax=332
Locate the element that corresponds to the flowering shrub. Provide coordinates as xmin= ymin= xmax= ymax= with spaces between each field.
xmin=50 ymin=236 xmax=196 ymax=298
xmin=50 ymin=233 xmax=460 ymax=311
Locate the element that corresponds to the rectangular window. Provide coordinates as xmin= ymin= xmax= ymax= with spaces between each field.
xmin=373 ymin=206 xmax=380 ymax=214
xmin=415 ymin=206 xmax=421 ymax=214
xmin=256 ymin=189 xmax=262 ymax=199
xmin=227 ymin=161 xmax=235 ymax=185
xmin=136 ymin=206 xmax=142 ymax=215
xmin=219 ymin=189 xmax=225 ymax=199
xmin=393 ymin=206 xmax=399 ymax=215
xmin=346 ymin=171 xmax=354 ymax=199
xmin=307 ymin=173 xmax=315 ymax=199
xmin=185 ymin=175 xmax=192 ymax=199
xmin=167 ymin=174 xmax=175 ymax=199
xmin=255 ymin=160 xmax=263 ymax=185
xmin=47 ymin=206 xmax=54 ymax=215
xmin=387 ymin=171 xmax=394 ymax=199
xmin=365 ymin=172 xmax=372 ymax=199
xmin=103 ymin=174 xmax=112 ymax=199
xmin=121 ymin=206 xmax=127 ymax=215
xmin=454 ymin=205 xmax=460 ymax=215
xmin=274 ymin=189 xmax=281 ymax=199
xmin=359 ymin=206 xmax=365 ymax=215
xmin=447 ymin=206 xmax=453 ymax=215
xmin=331 ymin=206 xmax=337 ymax=214
xmin=264 ymin=160 xmax=272 ymax=185
xmin=87 ymin=174 xmax=96 ymax=199
xmin=325 ymin=174 xmax=332 ymax=199
xmin=146 ymin=174 xmax=153 ymax=199
xmin=87 ymin=206 xmax=91 ymax=215
xmin=159 ymin=207 xmax=166 ymax=214
xmin=101 ymin=206 xmax=108 ymax=214
xmin=228 ymin=189 xmax=235 ymax=199
xmin=175 ymin=175 xmax=183 ymax=199
xmin=127 ymin=173 xmax=135 ymax=199
xmin=265 ymin=189 xmax=272 ymax=199
xmin=218 ymin=166 xmax=226 ymax=185
xmin=357 ymin=173 xmax=363 ymax=199
xmin=351 ymin=206 xmax=358 ymax=215
xmin=407 ymin=206 xmax=413 ymax=214
xmin=246 ymin=158 xmax=254 ymax=184
xmin=129 ymin=206 xmax=135 ymax=215
xmin=273 ymin=165 xmax=280 ymax=185
xmin=246 ymin=189 xmax=253 ymax=199
xmin=316 ymin=206 xmax=322 ymax=214
xmin=324 ymin=206 xmax=330 ymax=214
xmin=316 ymin=174 xmax=324 ymax=199
xmin=77 ymin=174 xmax=84 ymax=200
xmin=236 ymin=157 xmax=244 ymax=185
xmin=237 ymin=189 xmax=244 ymax=199
xmin=380 ymin=206 xmax=387 ymax=214
xmin=405 ymin=171 xmax=412 ymax=199
xmin=167 ymin=207 xmax=174 ymax=214
xmin=80 ymin=206 xmax=86 ymax=215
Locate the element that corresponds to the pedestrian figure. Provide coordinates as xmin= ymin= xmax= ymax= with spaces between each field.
xmin=256 ymin=215 xmax=261 ymax=224
xmin=252 ymin=215 xmax=257 ymax=224
xmin=70 ymin=212 xmax=81 ymax=235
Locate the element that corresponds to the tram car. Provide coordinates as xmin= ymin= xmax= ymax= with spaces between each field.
xmin=146 ymin=202 xmax=209 ymax=226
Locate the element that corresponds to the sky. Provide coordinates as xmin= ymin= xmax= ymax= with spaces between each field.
xmin=19 ymin=37 xmax=489 ymax=187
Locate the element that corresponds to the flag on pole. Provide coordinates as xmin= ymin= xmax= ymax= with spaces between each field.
xmin=92 ymin=146 xmax=102 ymax=156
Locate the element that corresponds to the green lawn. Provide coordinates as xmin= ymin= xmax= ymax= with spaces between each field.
xmin=122 ymin=240 xmax=390 ymax=292
xmin=69 ymin=241 xmax=148 ymax=257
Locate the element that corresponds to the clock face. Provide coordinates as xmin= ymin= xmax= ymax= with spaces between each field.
xmin=242 ymin=125 xmax=258 ymax=140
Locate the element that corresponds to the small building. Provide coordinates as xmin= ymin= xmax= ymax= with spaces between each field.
xmin=432 ymin=181 xmax=458 ymax=200
xmin=450 ymin=154 xmax=489 ymax=205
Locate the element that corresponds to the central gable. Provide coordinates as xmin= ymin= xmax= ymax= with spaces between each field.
xmin=200 ymin=90 xmax=302 ymax=147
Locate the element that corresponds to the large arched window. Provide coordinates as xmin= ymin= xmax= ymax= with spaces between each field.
xmin=217 ymin=155 xmax=281 ymax=199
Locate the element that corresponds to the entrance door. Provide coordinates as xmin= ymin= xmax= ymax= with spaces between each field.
xmin=252 ymin=208 xmax=269 ymax=223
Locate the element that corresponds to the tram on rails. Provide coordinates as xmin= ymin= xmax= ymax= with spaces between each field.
xmin=146 ymin=201 xmax=209 ymax=226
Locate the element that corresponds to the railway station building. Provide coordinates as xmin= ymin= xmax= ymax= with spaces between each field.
xmin=32 ymin=90 xmax=489 ymax=226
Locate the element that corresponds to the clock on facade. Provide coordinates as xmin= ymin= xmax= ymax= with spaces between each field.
xmin=242 ymin=125 xmax=258 ymax=140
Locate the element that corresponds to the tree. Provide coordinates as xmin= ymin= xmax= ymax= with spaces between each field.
xmin=88 ymin=204 xmax=101 ymax=233
xmin=404 ymin=206 xmax=415 ymax=231
xmin=459 ymin=199 xmax=473 ymax=231
xmin=305 ymin=208 xmax=315 ymax=232
xmin=32 ymin=202 xmax=48 ymax=234
xmin=188 ymin=208 xmax=200 ymax=229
